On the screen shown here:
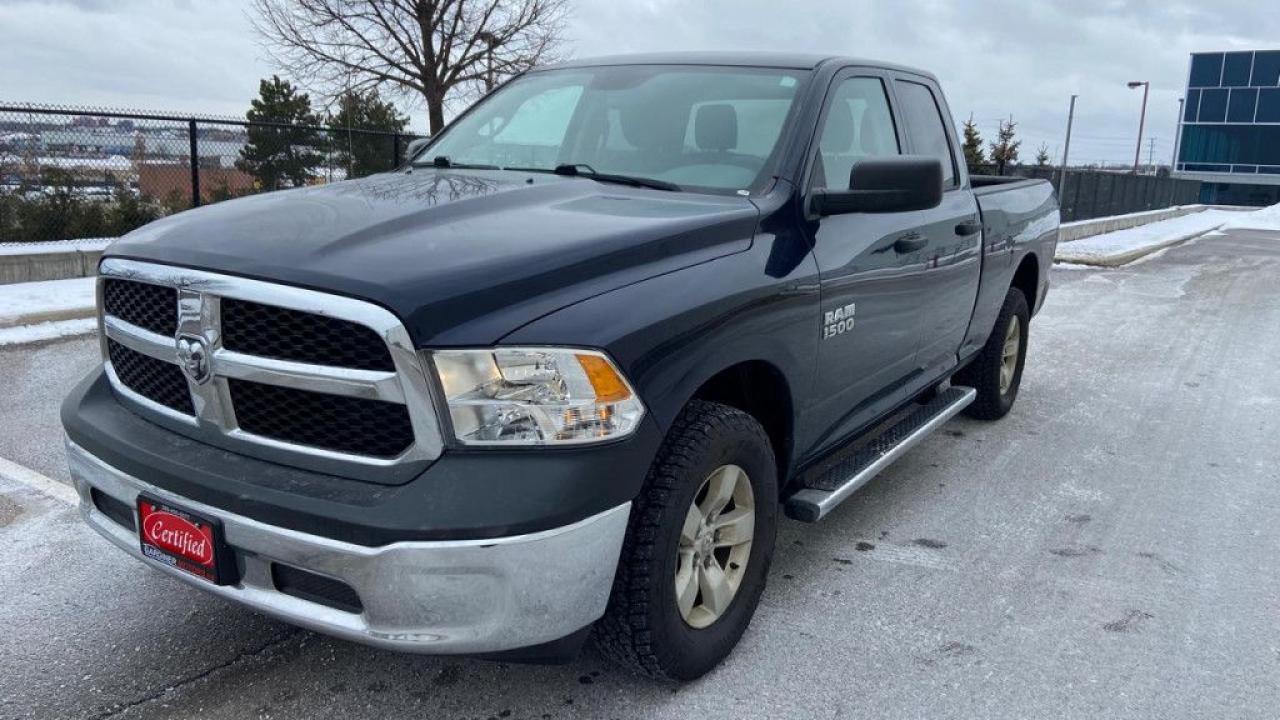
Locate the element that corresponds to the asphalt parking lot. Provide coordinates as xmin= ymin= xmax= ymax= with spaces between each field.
xmin=2 ymin=228 xmax=1278 ymax=720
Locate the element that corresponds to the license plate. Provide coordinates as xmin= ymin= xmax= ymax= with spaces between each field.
xmin=136 ymin=495 xmax=233 ymax=585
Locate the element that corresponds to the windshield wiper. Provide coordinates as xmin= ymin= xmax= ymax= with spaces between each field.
xmin=552 ymin=163 xmax=680 ymax=192
xmin=413 ymin=155 xmax=499 ymax=170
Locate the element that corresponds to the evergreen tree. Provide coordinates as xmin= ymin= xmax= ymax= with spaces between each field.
xmin=1035 ymin=143 xmax=1051 ymax=167
xmin=328 ymin=89 xmax=411 ymax=178
xmin=236 ymin=76 xmax=323 ymax=190
xmin=989 ymin=116 xmax=1021 ymax=175
xmin=961 ymin=114 xmax=986 ymax=172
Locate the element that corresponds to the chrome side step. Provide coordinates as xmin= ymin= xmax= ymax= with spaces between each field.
xmin=784 ymin=386 xmax=976 ymax=523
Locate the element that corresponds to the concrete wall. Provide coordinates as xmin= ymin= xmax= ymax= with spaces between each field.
xmin=0 ymin=247 xmax=105 ymax=285
xmin=1059 ymin=205 xmax=1208 ymax=243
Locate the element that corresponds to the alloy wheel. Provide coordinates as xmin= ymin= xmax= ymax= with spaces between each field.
xmin=999 ymin=316 xmax=1021 ymax=394
xmin=674 ymin=464 xmax=756 ymax=629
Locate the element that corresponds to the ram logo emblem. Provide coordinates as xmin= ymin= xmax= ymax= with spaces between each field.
xmin=175 ymin=334 xmax=212 ymax=384
xmin=822 ymin=303 xmax=856 ymax=340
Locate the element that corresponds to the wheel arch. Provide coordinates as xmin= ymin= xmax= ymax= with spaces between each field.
xmin=686 ymin=359 xmax=795 ymax=494
xmin=1011 ymin=253 xmax=1040 ymax=311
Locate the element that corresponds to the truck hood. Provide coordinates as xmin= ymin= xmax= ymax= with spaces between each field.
xmin=108 ymin=170 xmax=759 ymax=345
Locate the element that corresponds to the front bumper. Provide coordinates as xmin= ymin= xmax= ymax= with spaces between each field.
xmin=68 ymin=440 xmax=630 ymax=654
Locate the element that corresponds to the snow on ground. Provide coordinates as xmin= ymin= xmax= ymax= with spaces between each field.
xmin=1054 ymin=208 xmax=1239 ymax=266
xmin=0 ymin=317 xmax=97 ymax=346
xmin=1220 ymin=202 xmax=1280 ymax=232
xmin=0 ymin=238 xmax=114 ymax=256
xmin=0 ymin=277 xmax=96 ymax=327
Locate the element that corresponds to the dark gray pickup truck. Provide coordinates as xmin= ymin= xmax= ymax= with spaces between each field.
xmin=62 ymin=52 xmax=1058 ymax=680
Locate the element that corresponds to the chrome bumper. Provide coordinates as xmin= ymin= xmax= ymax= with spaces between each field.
xmin=66 ymin=440 xmax=629 ymax=654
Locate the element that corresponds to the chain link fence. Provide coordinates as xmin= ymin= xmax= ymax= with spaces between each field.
xmin=975 ymin=165 xmax=1203 ymax=223
xmin=0 ymin=104 xmax=422 ymax=243
xmin=2 ymin=102 xmax=1208 ymax=243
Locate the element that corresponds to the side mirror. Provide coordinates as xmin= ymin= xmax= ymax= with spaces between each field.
xmin=810 ymin=155 xmax=944 ymax=216
xmin=403 ymin=136 xmax=431 ymax=162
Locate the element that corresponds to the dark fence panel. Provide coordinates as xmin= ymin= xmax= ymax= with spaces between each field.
xmin=0 ymin=104 xmax=422 ymax=242
xmin=981 ymin=165 xmax=1203 ymax=222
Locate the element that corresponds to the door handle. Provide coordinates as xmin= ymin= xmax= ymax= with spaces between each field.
xmin=955 ymin=221 xmax=982 ymax=236
xmin=893 ymin=234 xmax=928 ymax=253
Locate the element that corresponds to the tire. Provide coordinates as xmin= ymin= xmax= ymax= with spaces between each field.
xmin=954 ymin=287 xmax=1030 ymax=420
xmin=594 ymin=400 xmax=778 ymax=681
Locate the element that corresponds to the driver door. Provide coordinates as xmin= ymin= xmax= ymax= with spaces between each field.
xmin=802 ymin=71 xmax=931 ymax=455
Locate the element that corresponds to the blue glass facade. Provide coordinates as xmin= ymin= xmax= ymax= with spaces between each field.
xmin=1178 ymin=50 xmax=1280 ymax=179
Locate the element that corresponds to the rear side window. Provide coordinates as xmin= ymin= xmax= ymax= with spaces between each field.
xmin=895 ymin=80 xmax=958 ymax=188
xmin=811 ymin=77 xmax=900 ymax=190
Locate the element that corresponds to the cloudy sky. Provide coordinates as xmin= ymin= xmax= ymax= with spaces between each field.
xmin=2 ymin=0 xmax=1277 ymax=166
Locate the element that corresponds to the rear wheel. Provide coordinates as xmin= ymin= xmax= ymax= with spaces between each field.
xmin=594 ymin=400 xmax=777 ymax=681
xmin=955 ymin=287 xmax=1030 ymax=420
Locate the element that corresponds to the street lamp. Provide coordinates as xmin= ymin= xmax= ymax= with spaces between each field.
xmin=1058 ymin=94 xmax=1077 ymax=192
xmin=1172 ymin=97 xmax=1185 ymax=171
xmin=1128 ymin=80 xmax=1150 ymax=175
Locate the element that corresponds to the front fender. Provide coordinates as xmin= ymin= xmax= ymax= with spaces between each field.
xmin=500 ymin=234 xmax=821 ymax=437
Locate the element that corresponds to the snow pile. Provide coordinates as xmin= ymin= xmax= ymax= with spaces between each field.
xmin=0 ymin=277 xmax=97 ymax=328
xmin=1220 ymin=202 xmax=1280 ymax=232
xmin=1055 ymin=209 xmax=1235 ymax=266
xmin=0 ymin=318 xmax=97 ymax=347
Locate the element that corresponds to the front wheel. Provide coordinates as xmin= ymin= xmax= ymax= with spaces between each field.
xmin=955 ymin=286 xmax=1030 ymax=420
xmin=594 ymin=400 xmax=777 ymax=681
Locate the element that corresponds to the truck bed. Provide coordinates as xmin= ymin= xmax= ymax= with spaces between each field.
xmin=970 ymin=174 xmax=1049 ymax=195
xmin=967 ymin=176 xmax=1059 ymax=354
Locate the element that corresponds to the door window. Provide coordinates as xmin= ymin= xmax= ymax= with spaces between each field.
xmin=895 ymin=80 xmax=958 ymax=187
xmin=811 ymin=77 xmax=899 ymax=190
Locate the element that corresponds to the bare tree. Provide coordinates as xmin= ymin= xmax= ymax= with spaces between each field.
xmin=251 ymin=0 xmax=570 ymax=134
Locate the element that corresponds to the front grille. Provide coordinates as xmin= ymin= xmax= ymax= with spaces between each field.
xmin=97 ymin=259 xmax=441 ymax=475
xmin=221 ymin=298 xmax=394 ymax=371
xmin=107 ymin=339 xmax=194 ymax=415
xmin=228 ymin=378 xmax=414 ymax=458
xmin=103 ymin=279 xmax=177 ymax=336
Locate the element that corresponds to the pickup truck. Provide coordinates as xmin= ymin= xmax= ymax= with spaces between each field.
xmin=62 ymin=52 xmax=1058 ymax=681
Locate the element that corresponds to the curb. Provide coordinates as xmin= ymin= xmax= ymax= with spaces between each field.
xmin=0 ymin=304 xmax=97 ymax=329
xmin=1055 ymin=224 xmax=1224 ymax=267
xmin=0 ymin=317 xmax=98 ymax=348
xmin=1058 ymin=205 xmax=1207 ymax=244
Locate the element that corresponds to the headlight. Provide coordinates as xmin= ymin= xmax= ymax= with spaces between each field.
xmin=430 ymin=348 xmax=645 ymax=446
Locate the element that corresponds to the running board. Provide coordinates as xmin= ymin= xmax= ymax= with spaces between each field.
xmin=784 ymin=386 xmax=976 ymax=523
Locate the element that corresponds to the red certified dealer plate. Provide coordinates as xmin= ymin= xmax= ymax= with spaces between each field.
xmin=137 ymin=496 xmax=233 ymax=584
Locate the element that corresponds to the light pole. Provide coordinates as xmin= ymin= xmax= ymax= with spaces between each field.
xmin=1058 ymin=94 xmax=1077 ymax=192
xmin=1172 ymin=97 xmax=1184 ymax=171
xmin=1128 ymin=80 xmax=1150 ymax=175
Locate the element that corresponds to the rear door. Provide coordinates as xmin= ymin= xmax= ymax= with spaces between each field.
xmin=890 ymin=76 xmax=983 ymax=376
xmin=802 ymin=70 xmax=931 ymax=455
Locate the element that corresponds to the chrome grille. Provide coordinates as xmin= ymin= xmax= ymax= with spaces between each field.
xmin=106 ymin=338 xmax=195 ymax=415
xmin=102 ymin=278 xmax=177 ymax=336
xmin=221 ymin=298 xmax=395 ymax=371
xmin=228 ymin=378 xmax=413 ymax=458
xmin=97 ymin=259 xmax=442 ymax=477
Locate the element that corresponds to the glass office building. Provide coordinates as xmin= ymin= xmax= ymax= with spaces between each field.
xmin=1176 ymin=50 xmax=1280 ymax=205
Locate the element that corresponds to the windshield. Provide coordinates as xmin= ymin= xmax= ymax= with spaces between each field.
xmin=419 ymin=65 xmax=807 ymax=194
